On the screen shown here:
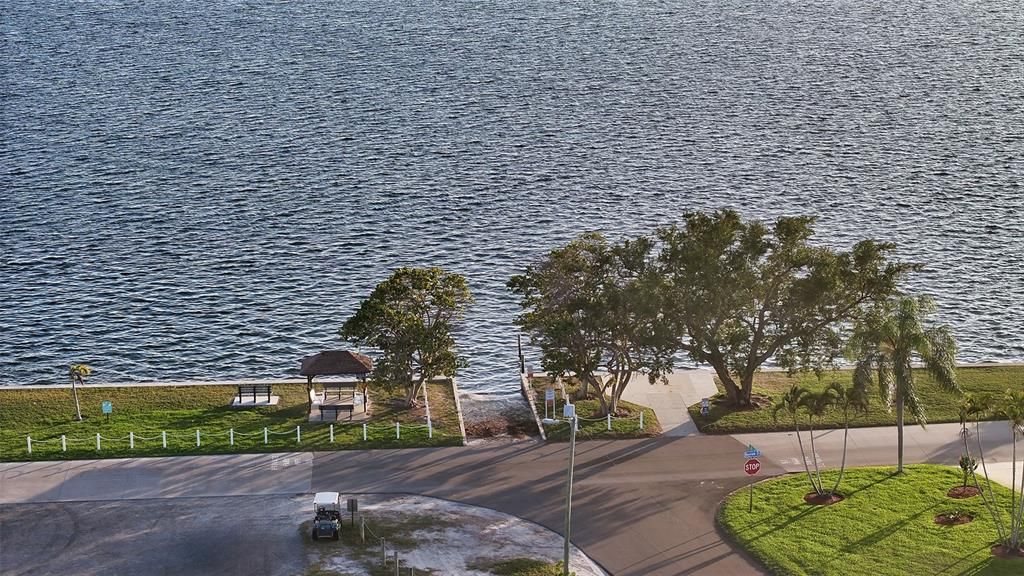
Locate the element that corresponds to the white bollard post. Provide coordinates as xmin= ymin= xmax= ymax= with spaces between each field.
xmin=330 ymin=424 xmax=334 ymax=443
xmin=61 ymin=435 xmax=67 ymax=452
xmin=396 ymin=421 xmax=400 ymax=440
xmin=639 ymin=411 xmax=644 ymax=430
xmin=363 ymin=423 xmax=367 ymax=441
xmin=129 ymin=432 xmax=134 ymax=449
xmin=162 ymin=431 xmax=167 ymax=449
xmin=296 ymin=425 xmax=301 ymax=443
xmin=26 ymin=436 xmax=32 ymax=454
xmin=264 ymin=427 xmax=269 ymax=445
xmin=607 ymin=413 xmax=612 ymax=431
xmin=428 ymin=418 xmax=433 ymax=439
xmin=196 ymin=429 xmax=201 ymax=447
xmin=96 ymin=433 xmax=101 ymax=451
xmin=230 ymin=429 xmax=234 ymax=446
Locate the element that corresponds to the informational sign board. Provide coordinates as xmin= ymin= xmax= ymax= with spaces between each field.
xmin=101 ymin=401 xmax=113 ymax=414
xmin=545 ymin=388 xmax=555 ymax=402
xmin=744 ymin=458 xmax=761 ymax=476
xmin=563 ymin=403 xmax=576 ymax=419
xmin=700 ymin=397 xmax=710 ymax=416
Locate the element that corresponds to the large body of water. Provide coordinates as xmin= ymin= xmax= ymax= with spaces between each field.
xmin=2 ymin=0 xmax=1022 ymax=392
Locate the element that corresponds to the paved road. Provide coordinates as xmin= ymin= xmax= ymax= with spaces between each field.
xmin=3 ymin=420 xmax=1019 ymax=575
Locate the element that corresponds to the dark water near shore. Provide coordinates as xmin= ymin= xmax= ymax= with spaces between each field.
xmin=2 ymin=0 xmax=1022 ymax=391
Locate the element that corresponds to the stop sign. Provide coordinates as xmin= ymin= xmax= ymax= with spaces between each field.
xmin=744 ymin=458 xmax=761 ymax=476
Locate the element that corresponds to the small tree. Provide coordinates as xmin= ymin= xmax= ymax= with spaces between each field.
xmin=772 ymin=385 xmax=819 ymax=494
xmin=848 ymin=295 xmax=960 ymax=473
xmin=798 ymin=387 xmax=840 ymax=497
xmin=958 ymin=454 xmax=978 ymax=489
xmin=68 ymin=363 xmax=91 ymax=421
xmin=340 ymin=267 xmax=472 ymax=407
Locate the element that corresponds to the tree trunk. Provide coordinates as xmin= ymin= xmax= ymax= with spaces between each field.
xmin=973 ymin=418 xmax=1009 ymax=543
xmin=808 ymin=421 xmax=823 ymax=495
xmin=831 ymin=412 xmax=850 ymax=496
xmin=71 ymin=376 xmax=83 ymax=421
xmin=896 ymin=393 xmax=905 ymax=474
xmin=1012 ymin=433 xmax=1019 ymax=548
xmin=709 ymin=361 xmax=742 ymax=407
xmin=406 ymin=375 xmax=426 ymax=407
xmin=792 ymin=418 xmax=816 ymax=492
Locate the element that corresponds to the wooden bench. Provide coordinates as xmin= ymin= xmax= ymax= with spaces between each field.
xmin=237 ymin=384 xmax=272 ymax=404
xmin=319 ymin=403 xmax=354 ymax=421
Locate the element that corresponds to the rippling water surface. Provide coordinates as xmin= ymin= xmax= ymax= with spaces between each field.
xmin=2 ymin=0 xmax=1022 ymax=390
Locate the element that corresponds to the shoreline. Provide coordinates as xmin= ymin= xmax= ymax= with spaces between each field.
xmin=6 ymin=361 xmax=1023 ymax=389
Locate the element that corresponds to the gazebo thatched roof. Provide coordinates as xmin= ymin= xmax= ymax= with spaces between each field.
xmin=300 ymin=350 xmax=373 ymax=377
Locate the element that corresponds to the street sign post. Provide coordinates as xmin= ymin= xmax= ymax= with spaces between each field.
xmin=743 ymin=444 xmax=761 ymax=459
xmin=101 ymin=401 xmax=112 ymax=422
xmin=745 ymin=457 xmax=761 ymax=512
xmin=700 ymin=397 xmax=710 ymax=417
xmin=545 ymin=388 xmax=555 ymax=419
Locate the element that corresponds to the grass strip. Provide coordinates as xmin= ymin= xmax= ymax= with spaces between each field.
xmin=690 ymin=366 xmax=1024 ymax=434
xmin=0 ymin=381 xmax=463 ymax=461
xmin=719 ymin=465 xmax=1022 ymax=576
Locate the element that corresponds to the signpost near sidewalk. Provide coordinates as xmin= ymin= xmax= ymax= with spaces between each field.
xmin=744 ymin=444 xmax=762 ymax=512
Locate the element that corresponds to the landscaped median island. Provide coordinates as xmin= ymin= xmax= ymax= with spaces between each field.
xmin=0 ymin=380 xmax=464 ymax=461
xmin=719 ymin=465 xmax=1022 ymax=576
xmin=689 ymin=365 xmax=1024 ymax=434
xmin=527 ymin=376 xmax=660 ymax=440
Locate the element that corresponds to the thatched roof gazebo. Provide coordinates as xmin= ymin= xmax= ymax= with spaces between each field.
xmin=300 ymin=350 xmax=373 ymax=379
xmin=299 ymin=350 xmax=374 ymax=419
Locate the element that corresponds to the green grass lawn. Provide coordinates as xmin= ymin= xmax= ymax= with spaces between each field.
xmin=690 ymin=366 xmax=1024 ymax=434
xmin=0 ymin=380 xmax=464 ymax=461
xmin=528 ymin=376 xmax=660 ymax=440
xmin=719 ymin=465 xmax=1022 ymax=576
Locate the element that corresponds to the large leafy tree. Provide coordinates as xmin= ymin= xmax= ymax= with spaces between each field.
xmin=509 ymin=233 xmax=675 ymax=415
xmin=847 ymin=295 xmax=960 ymax=473
xmin=340 ymin=267 xmax=472 ymax=407
xmin=656 ymin=209 xmax=914 ymax=407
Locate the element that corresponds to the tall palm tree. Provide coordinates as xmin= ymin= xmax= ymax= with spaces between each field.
xmin=68 ymin=363 xmax=91 ymax=421
xmin=772 ymin=385 xmax=818 ymax=492
xmin=829 ymin=381 xmax=870 ymax=496
xmin=799 ymin=387 xmax=839 ymax=496
xmin=847 ymin=295 xmax=960 ymax=473
xmin=1001 ymin=391 xmax=1024 ymax=549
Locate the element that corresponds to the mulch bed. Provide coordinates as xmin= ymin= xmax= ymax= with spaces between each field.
xmin=991 ymin=545 xmax=1024 ymax=558
xmin=465 ymin=417 xmax=536 ymax=439
xmin=934 ymin=512 xmax=973 ymax=525
xmin=804 ymin=492 xmax=845 ymax=505
xmin=947 ymin=486 xmax=982 ymax=499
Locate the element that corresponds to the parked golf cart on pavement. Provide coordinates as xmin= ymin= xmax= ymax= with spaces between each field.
xmin=311 ymin=492 xmax=341 ymax=541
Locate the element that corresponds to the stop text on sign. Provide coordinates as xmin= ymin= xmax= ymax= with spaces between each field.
xmin=744 ymin=458 xmax=761 ymax=476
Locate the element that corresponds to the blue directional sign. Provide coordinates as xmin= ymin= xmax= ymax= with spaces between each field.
xmin=744 ymin=444 xmax=761 ymax=459
xmin=101 ymin=401 xmax=113 ymax=414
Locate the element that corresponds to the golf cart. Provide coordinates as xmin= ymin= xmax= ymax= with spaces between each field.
xmin=311 ymin=491 xmax=341 ymax=541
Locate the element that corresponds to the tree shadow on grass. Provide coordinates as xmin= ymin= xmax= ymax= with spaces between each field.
xmin=841 ymin=502 xmax=941 ymax=552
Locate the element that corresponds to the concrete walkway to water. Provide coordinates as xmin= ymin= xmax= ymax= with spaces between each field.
xmin=619 ymin=369 xmax=718 ymax=437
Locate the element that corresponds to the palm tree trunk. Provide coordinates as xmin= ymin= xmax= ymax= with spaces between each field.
xmin=1013 ymin=433 xmax=1018 ymax=547
xmin=808 ymin=421 xmax=823 ymax=495
xmin=71 ymin=376 xmax=83 ymax=421
xmin=973 ymin=419 xmax=1009 ymax=544
xmin=831 ymin=413 xmax=850 ymax=496
xmin=793 ymin=419 xmax=817 ymax=493
xmin=896 ymin=393 xmax=905 ymax=474
xmin=1015 ymin=451 xmax=1024 ymax=550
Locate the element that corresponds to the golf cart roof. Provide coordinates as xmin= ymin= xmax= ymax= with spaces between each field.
xmin=314 ymin=492 xmax=340 ymax=506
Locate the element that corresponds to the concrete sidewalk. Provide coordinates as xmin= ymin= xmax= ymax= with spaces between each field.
xmin=619 ymin=369 xmax=718 ymax=437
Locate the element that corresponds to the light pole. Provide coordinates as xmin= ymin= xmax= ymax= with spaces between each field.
xmin=544 ymin=403 xmax=578 ymax=576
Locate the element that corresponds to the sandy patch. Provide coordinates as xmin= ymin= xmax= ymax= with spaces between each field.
xmin=315 ymin=494 xmax=606 ymax=575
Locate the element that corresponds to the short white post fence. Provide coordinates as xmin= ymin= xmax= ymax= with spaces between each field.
xmin=396 ymin=422 xmax=400 ymax=440
xmin=639 ymin=411 xmax=644 ymax=430
xmin=295 ymin=425 xmax=300 ymax=443
xmin=61 ymin=435 xmax=67 ymax=452
xmin=264 ymin=427 xmax=269 ymax=445
xmin=162 ymin=431 xmax=167 ymax=449
xmin=26 ymin=436 xmax=32 ymax=454
xmin=196 ymin=429 xmax=201 ymax=447
xmin=129 ymin=432 xmax=135 ymax=449
xmin=329 ymin=424 xmax=335 ymax=443
xmin=96 ymin=433 xmax=101 ymax=451
xmin=230 ymin=428 xmax=234 ymax=446
xmin=363 ymin=423 xmax=368 ymax=441
xmin=607 ymin=413 xmax=612 ymax=431
xmin=428 ymin=418 xmax=433 ymax=439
